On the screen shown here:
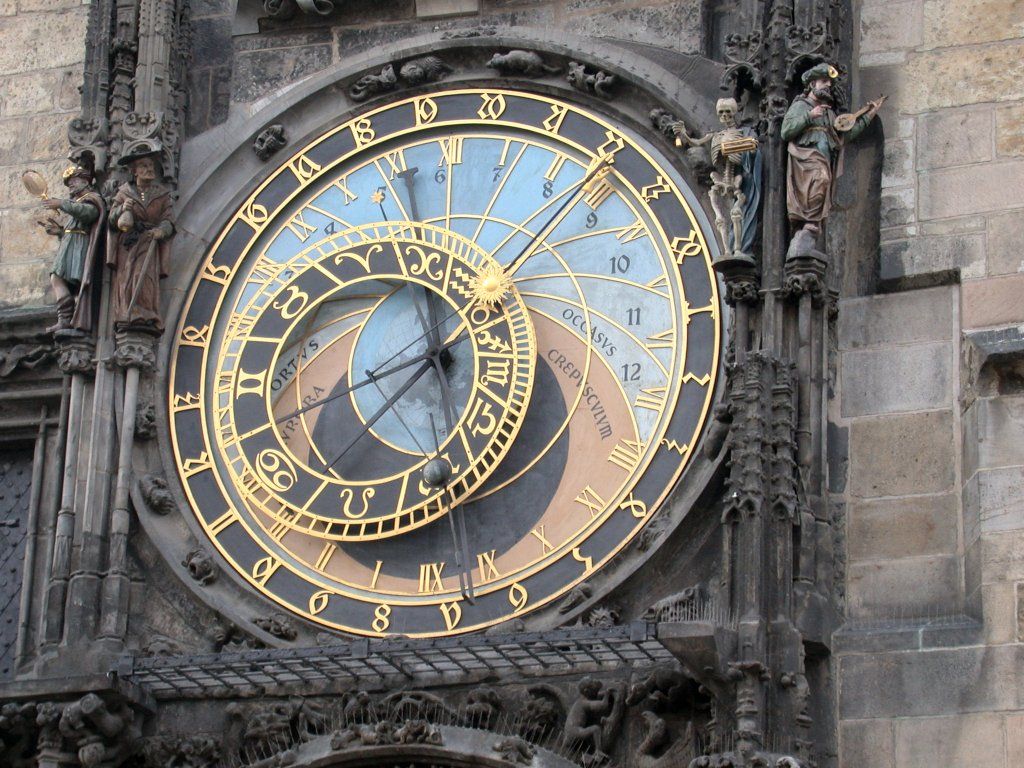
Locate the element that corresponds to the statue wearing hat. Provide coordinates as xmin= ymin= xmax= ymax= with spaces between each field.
xmin=781 ymin=63 xmax=885 ymax=233
xmin=107 ymin=140 xmax=175 ymax=333
xmin=38 ymin=165 xmax=106 ymax=333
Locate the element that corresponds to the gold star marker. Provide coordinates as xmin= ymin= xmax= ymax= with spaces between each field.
xmin=370 ymin=189 xmax=385 ymax=204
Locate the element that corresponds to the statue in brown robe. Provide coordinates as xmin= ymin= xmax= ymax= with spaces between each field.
xmin=107 ymin=144 xmax=174 ymax=333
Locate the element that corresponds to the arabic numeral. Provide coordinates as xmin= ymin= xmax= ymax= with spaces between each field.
xmin=620 ymin=363 xmax=641 ymax=382
xmin=434 ymin=168 xmax=446 ymax=184
xmin=627 ymin=307 xmax=641 ymax=326
xmin=492 ymin=166 xmax=503 ymax=182
xmin=609 ymin=254 xmax=630 ymax=274
xmin=586 ymin=212 xmax=598 ymax=229
xmin=542 ymin=180 xmax=554 ymax=198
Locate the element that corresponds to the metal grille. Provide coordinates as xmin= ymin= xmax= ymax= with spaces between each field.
xmin=121 ymin=624 xmax=672 ymax=700
xmin=0 ymin=451 xmax=33 ymax=680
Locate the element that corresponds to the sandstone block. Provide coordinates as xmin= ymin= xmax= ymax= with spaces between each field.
xmin=920 ymin=215 xmax=986 ymax=236
xmin=0 ymin=159 xmax=64 ymax=208
xmin=849 ymin=410 xmax=955 ymax=497
xmin=916 ymin=108 xmax=992 ymax=169
xmin=903 ymin=41 xmax=1024 ymax=112
xmin=981 ymin=581 xmax=1017 ymax=644
xmin=1018 ymin=583 xmax=1024 ymax=642
xmin=839 ymin=719 xmax=894 ymax=768
xmin=0 ymin=259 xmax=50 ymax=307
xmin=0 ymin=11 xmax=88 ymax=75
xmin=977 ymin=468 xmax=1024 ymax=535
xmin=982 ymin=529 xmax=1024 ymax=582
xmin=987 ymin=209 xmax=1024 ymax=274
xmin=894 ymin=714 xmax=1005 ymax=768
xmin=996 ymin=103 xmax=1024 ymax=157
xmin=573 ymin=1 xmax=704 ymax=55
xmin=961 ymin=274 xmax=1024 ymax=328
xmin=971 ymin=396 xmax=1024 ymax=472
xmin=880 ymin=187 xmax=915 ymax=228
xmin=231 ymin=44 xmax=332 ymax=103
xmin=880 ymin=233 xmax=986 ymax=283
xmin=415 ymin=0 xmax=478 ymax=18
xmin=839 ymin=286 xmax=953 ymax=349
xmin=24 ymin=111 xmax=72 ymax=162
xmin=881 ymin=138 xmax=914 ymax=188
xmin=848 ymin=494 xmax=958 ymax=561
xmin=839 ymin=644 xmax=1024 ymax=718
xmin=1009 ymin=713 xmax=1024 ymax=766
xmin=0 ymin=207 xmax=58 ymax=266
xmin=923 ymin=0 xmax=1024 ymax=49
xmin=860 ymin=0 xmax=922 ymax=54
xmin=920 ymin=160 xmax=1024 ymax=219
xmin=1 ymin=70 xmax=60 ymax=117
xmin=847 ymin=555 xmax=960 ymax=618
xmin=17 ymin=0 xmax=81 ymax=11
xmin=841 ymin=342 xmax=952 ymax=416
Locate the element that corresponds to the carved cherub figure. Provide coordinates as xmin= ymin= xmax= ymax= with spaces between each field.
xmin=673 ymin=98 xmax=761 ymax=258
xmin=560 ymin=677 xmax=626 ymax=763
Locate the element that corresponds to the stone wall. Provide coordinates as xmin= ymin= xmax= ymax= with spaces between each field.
xmin=0 ymin=0 xmax=88 ymax=309
xmin=835 ymin=0 xmax=1024 ymax=765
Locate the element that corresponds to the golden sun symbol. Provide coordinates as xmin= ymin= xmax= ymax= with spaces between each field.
xmin=471 ymin=263 xmax=512 ymax=306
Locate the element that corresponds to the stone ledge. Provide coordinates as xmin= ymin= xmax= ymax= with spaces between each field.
xmin=835 ymin=615 xmax=982 ymax=654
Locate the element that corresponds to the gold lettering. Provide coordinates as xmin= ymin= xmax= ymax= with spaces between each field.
xmin=660 ymin=438 xmax=688 ymax=455
xmin=208 ymin=509 xmax=240 ymax=536
xmin=286 ymin=154 xmax=322 ymax=183
xmin=235 ymin=368 xmax=267 ymax=397
xmin=272 ymin=285 xmax=309 ymax=319
xmin=619 ymin=493 xmax=648 ymax=519
xmin=477 ymin=93 xmax=506 ymax=120
xmin=414 ymin=97 xmax=438 ymax=125
xmin=544 ymin=153 xmax=568 ymax=182
xmin=314 ymin=542 xmax=337 ymax=572
xmin=372 ymin=603 xmax=391 ymax=633
xmin=530 ymin=525 xmax=554 ymax=555
xmin=182 ymin=452 xmax=212 ymax=478
xmin=286 ymin=210 xmax=318 ymax=242
xmin=477 ymin=550 xmax=500 ymax=583
xmin=508 ymin=582 xmax=528 ymax=612
xmin=682 ymin=371 xmax=712 ymax=386
xmin=239 ymin=200 xmax=269 ymax=230
xmin=418 ymin=561 xmax=445 ymax=594
xmin=370 ymin=559 xmax=383 ymax=589
xmin=180 ymin=325 xmax=209 ymax=347
xmin=646 ymin=328 xmax=675 ymax=351
xmin=439 ymin=600 xmax=462 ymax=630
xmin=333 ymin=176 xmax=358 ymax=205
xmin=615 ymin=219 xmax=647 ymax=244
xmin=608 ymin=439 xmax=643 ymax=472
xmin=438 ymin=136 xmax=463 ymax=166
xmin=481 ymin=358 xmax=511 ymax=387
xmin=309 ymin=590 xmax=330 ymax=615
xmin=542 ymin=103 xmax=569 ymax=134
xmin=467 ymin=400 xmax=497 ymax=437
xmin=172 ymin=392 xmax=200 ymax=411
xmin=634 ymin=386 xmax=667 ymax=412
xmin=351 ymin=118 xmax=375 ymax=147
xmin=641 ymin=175 xmax=671 ymax=201
xmin=383 ymin=149 xmax=407 ymax=179
xmin=571 ymin=547 xmax=594 ymax=573
xmin=670 ymin=231 xmax=702 ymax=263
xmin=251 ymin=555 xmax=281 ymax=585
xmin=574 ymin=485 xmax=607 ymax=517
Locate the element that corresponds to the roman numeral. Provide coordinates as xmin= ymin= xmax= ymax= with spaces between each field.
xmin=333 ymin=176 xmax=358 ymax=205
xmin=544 ymin=153 xmax=568 ymax=181
xmin=477 ymin=550 xmax=501 ymax=583
xmin=314 ymin=543 xmax=337 ymax=572
xmin=383 ymin=149 xmax=407 ymax=179
xmin=574 ymin=485 xmax=607 ymax=517
xmin=208 ymin=509 xmax=240 ymax=536
xmin=634 ymin=386 xmax=667 ymax=411
xmin=531 ymin=526 xmax=554 ymax=555
xmin=235 ymin=368 xmax=267 ymax=397
xmin=418 ymin=561 xmax=445 ymax=593
xmin=615 ymin=219 xmax=646 ymax=243
xmin=439 ymin=137 xmax=463 ymax=166
xmin=608 ymin=439 xmax=643 ymax=472
xmin=286 ymin=210 xmax=318 ymax=242
xmin=646 ymin=328 xmax=675 ymax=351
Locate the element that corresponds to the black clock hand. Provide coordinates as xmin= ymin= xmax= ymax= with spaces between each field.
xmin=503 ymin=157 xmax=611 ymax=276
xmin=426 ymin=414 xmax=475 ymax=603
xmin=325 ymin=359 xmax=433 ymax=470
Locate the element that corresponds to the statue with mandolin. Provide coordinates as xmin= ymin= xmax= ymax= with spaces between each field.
xmin=781 ymin=62 xmax=885 ymax=236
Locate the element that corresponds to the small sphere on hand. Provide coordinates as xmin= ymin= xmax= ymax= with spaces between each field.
xmin=422 ymin=456 xmax=453 ymax=489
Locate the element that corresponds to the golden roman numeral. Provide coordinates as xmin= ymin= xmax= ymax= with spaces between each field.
xmin=370 ymin=560 xmax=383 ymax=589
xmin=286 ymin=210 xmax=318 ymax=242
xmin=542 ymin=103 xmax=569 ymax=134
xmin=418 ymin=561 xmax=445 ymax=594
xmin=608 ymin=439 xmax=643 ymax=472
xmin=615 ymin=219 xmax=647 ymax=243
xmin=439 ymin=136 xmax=463 ymax=166
xmin=583 ymin=166 xmax=614 ymax=209
xmin=531 ymin=525 xmax=554 ymax=555
xmin=544 ymin=153 xmax=568 ymax=181
xmin=333 ymin=176 xmax=358 ymax=205
xmin=646 ymin=328 xmax=675 ymax=351
xmin=634 ymin=386 xmax=667 ymax=412
xmin=268 ymin=513 xmax=295 ymax=542
xmin=684 ymin=301 xmax=717 ymax=322
xmin=574 ymin=485 xmax=606 ymax=517
xmin=315 ymin=542 xmax=337 ymax=571
xmin=383 ymin=149 xmax=407 ymax=179
xmin=208 ymin=509 xmax=240 ymax=536
xmin=477 ymin=550 xmax=500 ymax=583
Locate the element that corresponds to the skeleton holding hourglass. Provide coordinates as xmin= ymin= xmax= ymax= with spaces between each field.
xmin=672 ymin=98 xmax=761 ymax=259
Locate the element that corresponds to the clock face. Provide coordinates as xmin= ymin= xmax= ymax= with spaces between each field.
xmin=169 ymin=88 xmax=721 ymax=637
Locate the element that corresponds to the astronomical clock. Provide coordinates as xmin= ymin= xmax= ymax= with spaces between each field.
xmin=168 ymin=87 xmax=722 ymax=638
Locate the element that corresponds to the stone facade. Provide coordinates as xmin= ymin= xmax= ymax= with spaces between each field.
xmin=0 ymin=1 xmax=1022 ymax=767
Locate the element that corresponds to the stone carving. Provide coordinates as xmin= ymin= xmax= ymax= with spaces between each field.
xmin=254 ymin=124 xmax=287 ymax=161
xmin=393 ymin=719 xmax=442 ymax=744
xmin=464 ymin=686 xmax=501 ymax=728
xmin=493 ymin=735 xmax=535 ymax=765
xmin=377 ymin=690 xmax=459 ymax=724
xmin=58 ymin=693 xmax=140 ymax=768
xmin=114 ymin=328 xmax=158 ymax=370
xmin=584 ymin=605 xmax=619 ymax=628
xmin=704 ymin=402 xmax=735 ymax=459
xmin=330 ymin=722 xmax=394 ymax=749
xmin=108 ymin=141 xmax=175 ymax=334
xmin=254 ymin=612 xmax=298 ymax=641
xmin=626 ymin=667 xmax=693 ymax=711
xmin=0 ymin=702 xmax=41 ymax=768
xmin=567 ymin=61 xmax=616 ymax=98
xmin=649 ymin=108 xmax=713 ymax=184
xmin=262 ymin=0 xmax=333 ymax=20
xmin=56 ymin=335 xmax=95 ymax=374
xmin=781 ymin=63 xmax=882 ymax=235
xmin=134 ymin=399 xmax=156 ymax=440
xmin=440 ymin=26 xmax=497 ymax=39
xmin=517 ymin=685 xmax=563 ymax=743
xmin=642 ymin=585 xmax=705 ymax=622
xmin=141 ymin=635 xmax=183 ymax=656
xmin=213 ymin=622 xmax=264 ymax=651
xmin=225 ymin=697 xmax=327 ymax=759
xmin=672 ymin=98 xmax=761 ymax=259
xmin=139 ymin=474 xmax=176 ymax=515
xmin=33 ymin=165 xmax=106 ymax=334
xmin=182 ymin=547 xmax=218 ymax=585
xmin=349 ymin=57 xmax=451 ymax=102
xmin=0 ymin=344 xmax=54 ymax=377
xmin=142 ymin=735 xmax=220 ymax=768
xmin=637 ymin=710 xmax=669 ymax=757
xmin=560 ymin=677 xmax=626 ymax=764
xmin=556 ymin=583 xmax=592 ymax=614
xmin=340 ymin=690 xmax=374 ymax=720
xmin=487 ymin=50 xmax=561 ymax=77
xmin=637 ymin=513 xmax=670 ymax=552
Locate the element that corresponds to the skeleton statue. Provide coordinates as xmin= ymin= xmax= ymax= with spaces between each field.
xmin=673 ymin=98 xmax=762 ymax=258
